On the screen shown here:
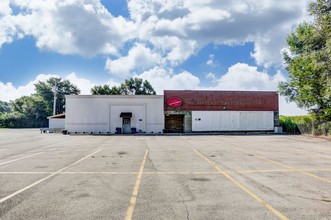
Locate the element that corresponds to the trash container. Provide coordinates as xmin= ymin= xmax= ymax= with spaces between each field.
xmin=131 ymin=127 xmax=137 ymax=134
xmin=115 ymin=127 xmax=122 ymax=134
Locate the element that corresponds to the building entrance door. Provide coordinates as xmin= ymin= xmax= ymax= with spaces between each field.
xmin=122 ymin=118 xmax=131 ymax=134
xmin=165 ymin=115 xmax=184 ymax=133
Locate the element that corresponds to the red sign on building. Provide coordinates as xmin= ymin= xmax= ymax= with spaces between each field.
xmin=167 ymin=97 xmax=183 ymax=107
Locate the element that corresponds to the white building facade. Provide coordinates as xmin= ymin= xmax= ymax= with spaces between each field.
xmin=65 ymin=95 xmax=164 ymax=134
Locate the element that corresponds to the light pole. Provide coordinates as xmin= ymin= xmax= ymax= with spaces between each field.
xmin=52 ymin=81 xmax=58 ymax=116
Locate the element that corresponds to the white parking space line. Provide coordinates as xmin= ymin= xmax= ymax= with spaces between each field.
xmin=0 ymin=149 xmax=102 ymax=204
xmin=1 ymin=168 xmax=331 ymax=175
xmin=0 ymin=152 xmax=45 ymax=166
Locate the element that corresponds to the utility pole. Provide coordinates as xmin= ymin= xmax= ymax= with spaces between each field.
xmin=52 ymin=81 xmax=58 ymax=116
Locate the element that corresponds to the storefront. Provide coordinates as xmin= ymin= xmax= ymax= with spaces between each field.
xmin=164 ymin=90 xmax=279 ymax=132
xmin=64 ymin=90 xmax=279 ymax=134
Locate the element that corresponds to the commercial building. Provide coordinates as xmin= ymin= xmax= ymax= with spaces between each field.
xmin=64 ymin=90 xmax=279 ymax=134
xmin=65 ymin=95 xmax=164 ymax=134
xmin=164 ymin=90 xmax=279 ymax=133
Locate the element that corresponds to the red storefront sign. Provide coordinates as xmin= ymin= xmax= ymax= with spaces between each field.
xmin=167 ymin=97 xmax=183 ymax=107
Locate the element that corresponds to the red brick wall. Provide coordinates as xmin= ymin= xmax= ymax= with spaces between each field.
xmin=164 ymin=90 xmax=278 ymax=111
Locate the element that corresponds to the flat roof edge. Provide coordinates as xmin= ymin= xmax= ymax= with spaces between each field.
xmin=65 ymin=95 xmax=164 ymax=99
xmin=164 ymin=90 xmax=278 ymax=93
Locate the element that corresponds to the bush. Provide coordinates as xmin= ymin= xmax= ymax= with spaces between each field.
xmin=280 ymin=115 xmax=331 ymax=136
xmin=0 ymin=112 xmax=48 ymax=128
xmin=0 ymin=113 xmax=25 ymax=128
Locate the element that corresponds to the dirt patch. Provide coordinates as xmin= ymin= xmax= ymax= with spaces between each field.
xmin=35 ymin=166 xmax=48 ymax=168
xmin=191 ymin=178 xmax=210 ymax=182
xmin=117 ymin=151 xmax=127 ymax=155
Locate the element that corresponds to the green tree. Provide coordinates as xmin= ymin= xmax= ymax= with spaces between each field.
xmin=9 ymin=95 xmax=49 ymax=127
xmin=0 ymin=112 xmax=25 ymax=128
xmin=0 ymin=96 xmax=49 ymax=128
xmin=91 ymin=77 xmax=156 ymax=95
xmin=0 ymin=101 xmax=11 ymax=113
xmin=91 ymin=84 xmax=121 ymax=95
xmin=279 ymin=0 xmax=331 ymax=122
xmin=35 ymin=77 xmax=80 ymax=115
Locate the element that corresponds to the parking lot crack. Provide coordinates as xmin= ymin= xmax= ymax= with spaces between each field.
xmin=144 ymin=141 xmax=158 ymax=172
xmin=180 ymin=193 xmax=190 ymax=220
xmin=284 ymin=194 xmax=331 ymax=203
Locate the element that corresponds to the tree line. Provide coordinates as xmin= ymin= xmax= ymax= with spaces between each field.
xmin=0 ymin=78 xmax=80 ymax=128
xmin=0 ymin=77 xmax=155 ymax=128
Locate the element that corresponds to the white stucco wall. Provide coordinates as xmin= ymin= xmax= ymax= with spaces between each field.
xmin=65 ymin=95 xmax=164 ymax=134
xmin=192 ymin=111 xmax=274 ymax=131
xmin=49 ymin=118 xmax=65 ymax=129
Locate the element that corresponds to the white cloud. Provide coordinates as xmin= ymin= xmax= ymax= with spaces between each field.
xmin=135 ymin=67 xmax=200 ymax=94
xmin=216 ymin=63 xmax=285 ymax=91
xmin=1 ymin=0 xmax=311 ymax=68
xmin=128 ymin=0 xmax=309 ymax=67
xmin=0 ymin=73 xmax=97 ymax=102
xmin=206 ymin=54 xmax=219 ymax=66
xmin=105 ymin=43 xmax=162 ymax=77
xmin=2 ymin=0 xmax=136 ymax=56
xmin=65 ymin=72 xmax=95 ymax=94
xmin=0 ymin=0 xmax=18 ymax=47
xmin=205 ymin=72 xmax=217 ymax=81
xmin=0 ymin=74 xmax=58 ymax=102
xmin=279 ymin=96 xmax=307 ymax=116
xmin=0 ymin=0 xmax=11 ymax=16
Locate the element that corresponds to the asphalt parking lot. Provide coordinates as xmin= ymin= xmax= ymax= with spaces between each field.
xmin=0 ymin=129 xmax=330 ymax=220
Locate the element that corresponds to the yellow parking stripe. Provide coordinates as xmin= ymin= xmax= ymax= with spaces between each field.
xmin=238 ymin=149 xmax=331 ymax=183
xmin=193 ymin=149 xmax=288 ymax=220
xmin=124 ymin=149 xmax=149 ymax=220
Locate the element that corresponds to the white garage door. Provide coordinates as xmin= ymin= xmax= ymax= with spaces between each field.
xmin=192 ymin=111 xmax=274 ymax=131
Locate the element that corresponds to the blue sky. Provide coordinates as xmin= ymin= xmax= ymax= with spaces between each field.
xmin=0 ymin=0 xmax=310 ymax=115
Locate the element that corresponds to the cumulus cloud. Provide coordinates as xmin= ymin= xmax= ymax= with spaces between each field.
xmin=0 ymin=74 xmax=58 ymax=102
xmin=1 ymin=0 xmax=310 ymax=67
xmin=135 ymin=67 xmax=200 ymax=94
xmin=216 ymin=63 xmax=286 ymax=90
xmin=205 ymin=72 xmax=217 ymax=81
xmin=0 ymin=0 xmax=18 ymax=47
xmin=2 ymin=0 xmax=136 ymax=56
xmin=65 ymin=72 xmax=95 ymax=94
xmin=128 ymin=0 xmax=309 ymax=67
xmin=206 ymin=54 xmax=219 ymax=66
xmin=0 ymin=73 xmax=96 ymax=102
xmin=105 ymin=43 xmax=162 ymax=77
